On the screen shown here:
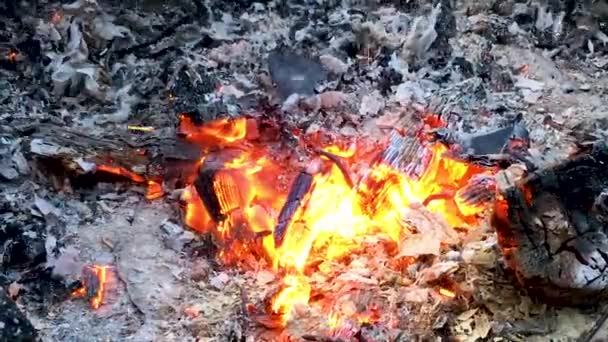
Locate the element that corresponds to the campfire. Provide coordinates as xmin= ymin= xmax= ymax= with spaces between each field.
xmin=117 ymin=112 xmax=501 ymax=330
xmin=4 ymin=0 xmax=608 ymax=340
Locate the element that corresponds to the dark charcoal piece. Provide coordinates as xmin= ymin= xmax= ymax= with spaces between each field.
xmin=268 ymin=51 xmax=327 ymax=99
xmin=274 ymin=172 xmax=314 ymax=247
xmin=194 ymin=168 xmax=225 ymax=223
xmin=0 ymin=289 xmax=37 ymax=342
xmin=0 ymin=221 xmax=46 ymax=268
xmin=492 ymin=143 xmax=608 ymax=304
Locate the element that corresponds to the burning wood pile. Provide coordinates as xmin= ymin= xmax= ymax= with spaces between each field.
xmin=2 ymin=0 xmax=608 ymax=341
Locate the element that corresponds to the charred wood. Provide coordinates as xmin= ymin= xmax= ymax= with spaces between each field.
xmin=194 ymin=168 xmax=225 ymax=223
xmin=274 ymin=171 xmax=314 ymax=247
xmin=492 ymin=143 xmax=608 ymax=304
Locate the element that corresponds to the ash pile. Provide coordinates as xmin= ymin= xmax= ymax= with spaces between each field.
xmin=2 ymin=0 xmax=608 ymax=341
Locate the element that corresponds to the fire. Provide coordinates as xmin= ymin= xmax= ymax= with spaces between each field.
xmin=146 ymin=180 xmax=164 ymax=200
xmin=171 ymin=115 xmax=495 ymax=326
xmin=72 ymin=265 xmax=110 ymax=310
xmin=439 ymin=288 xmax=456 ymax=298
xmin=270 ymin=275 xmax=311 ymax=324
xmin=96 ymin=164 xmax=145 ymax=183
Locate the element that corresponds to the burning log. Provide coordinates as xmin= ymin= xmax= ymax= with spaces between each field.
xmin=492 ymin=143 xmax=608 ymax=304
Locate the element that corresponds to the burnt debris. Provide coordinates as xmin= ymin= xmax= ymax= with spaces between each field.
xmin=0 ymin=290 xmax=38 ymax=342
xmin=268 ymin=50 xmax=327 ymax=100
xmin=430 ymin=114 xmax=531 ymax=168
xmin=492 ymin=142 xmax=608 ymax=304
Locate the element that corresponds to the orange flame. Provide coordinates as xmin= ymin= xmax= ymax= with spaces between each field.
xmin=174 ymin=116 xmax=493 ymax=326
xmin=96 ymin=164 xmax=145 ymax=183
xmin=439 ymin=288 xmax=456 ymax=298
xmin=146 ymin=180 xmax=164 ymax=200
xmin=71 ymin=265 xmax=109 ymax=310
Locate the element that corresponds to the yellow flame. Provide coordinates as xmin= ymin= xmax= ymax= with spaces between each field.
xmin=177 ymin=117 xmax=491 ymax=325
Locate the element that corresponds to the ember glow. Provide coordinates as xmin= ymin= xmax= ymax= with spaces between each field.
xmin=169 ymin=114 xmax=494 ymax=326
xmin=72 ymin=265 xmax=110 ymax=310
xmin=96 ymin=164 xmax=145 ymax=183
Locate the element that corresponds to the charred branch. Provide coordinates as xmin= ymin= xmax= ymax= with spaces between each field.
xmin=313 ymin=148 xmax=354 ymax=188
xmin=273 ymin=171 xmax=314 ymax=248
xmin=492 ymin=143 xmax=608 ymax=304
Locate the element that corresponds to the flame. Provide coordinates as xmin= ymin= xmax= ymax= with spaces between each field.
xmin=439 ymin=288 xmax=456 ymax=298
xmin=146 ymin=180 xmax=164 ymax=200
xmin=179 ymin=115 xmax=251 ymax=145
xmin=173 ymin=116 xmax=494 ymax=326
xmin=96 ymin=164 xmax=145 ymax=183
xmin=72 ymin=265 xmax=109 ymax=310
xmin=270 ymin=275 xmax=311 ymax=324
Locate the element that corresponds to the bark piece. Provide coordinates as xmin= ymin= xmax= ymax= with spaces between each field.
xmin=492 ymin=143 xmax=608 ymax=304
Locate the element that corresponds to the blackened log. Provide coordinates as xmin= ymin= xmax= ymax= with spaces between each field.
xmin=194 ymin=168 xmax=225 ymax=222
xmin=273 ymin=172 xmax=314 ymax=247
xmin=193 ymin=162 xmax=245 ymax=224
xmin=492 ymin=143 xmax=608 ymax=304
xmin=0 ymin=289 xmax=37 ymax=342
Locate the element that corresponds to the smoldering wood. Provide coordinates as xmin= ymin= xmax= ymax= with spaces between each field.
xmin=194 ymin=168 xmax=225 ymax=223
xmin=193 ymin=155 xmax=247 ymax=224
xmin=455 ymin=174 xmax=496 ymax=207
xmin=22 ymin=123 xmax=201 ymax=186
xmin=492 ymin=143 xmax=608 ymax=304
xmin=24 ymin=123 xmax=149 ymax=173
xmin=273 ymin=171 xmax=314 ymax=247
xmin=382 ymin=130 xmax=425 ymax=177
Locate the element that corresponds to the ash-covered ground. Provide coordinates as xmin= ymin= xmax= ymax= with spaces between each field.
xmin=2 ymin=0 xmax=608 ymax=341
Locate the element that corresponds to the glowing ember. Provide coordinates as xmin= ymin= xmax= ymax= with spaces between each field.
xmin=439 ymin=288 xmax=456 ymax=298
xmin=72 ymin=265 xmax=110 ymax=309
xmin=167 ymin=115 xmax=495 ymax=326
xmin=7 ymin=50 xmax=18 ymax=63
xmin=51 ymin=10 xmax=63 ymax=24
xmin=96 ymin=164 xmax=145 ymax=183
xmin=146 ymin=180 xmax=164 ymax=200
